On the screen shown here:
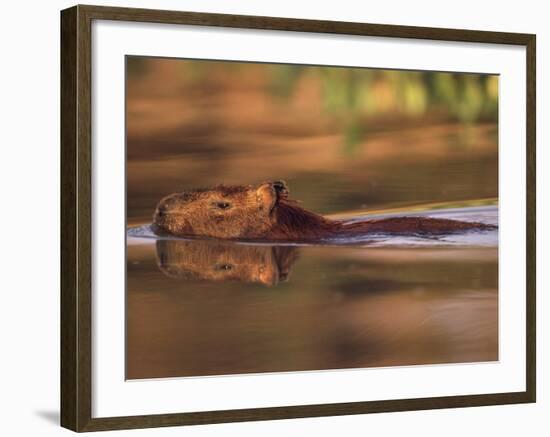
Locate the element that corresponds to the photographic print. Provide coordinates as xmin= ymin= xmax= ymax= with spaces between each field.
xmin=126 ymin=56 xmax=499 ymax=380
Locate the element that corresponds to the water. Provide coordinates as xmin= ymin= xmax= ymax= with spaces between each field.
xmin=125 ymin=58 xmax=499 ymax=380
xmin=126 ymin=204 xmax=498 ymax=379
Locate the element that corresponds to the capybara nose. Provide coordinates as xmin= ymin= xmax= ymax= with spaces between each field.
xmin=272 ymin=180 xmax=288 ymax=194
xmin=156 ymin=203 xmax=168 ymax=217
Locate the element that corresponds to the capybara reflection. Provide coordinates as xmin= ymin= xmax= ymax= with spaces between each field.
xmin=153 ymin=181 xmax=496 ymax=241
xmin=155 ymin=239 xmax=299 ymax=286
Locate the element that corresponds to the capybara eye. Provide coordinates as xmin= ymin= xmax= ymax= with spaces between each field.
xmin=214 ymin=201 xmax=231 ymax=210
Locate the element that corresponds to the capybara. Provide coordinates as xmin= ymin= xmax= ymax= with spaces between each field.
xmin=152 ymin=181 xmax=496 ymax=241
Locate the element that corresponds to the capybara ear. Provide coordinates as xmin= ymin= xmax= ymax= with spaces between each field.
xmin=256 ymin=182 xmax=279 ymax=211
xmin=272 ymin=180 xmax=289 ymax=196
xmin=258 ymin=265 xmax=279 ymax=287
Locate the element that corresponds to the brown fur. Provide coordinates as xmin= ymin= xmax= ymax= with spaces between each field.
xmin=152 ymin=181 xmax=496 ymax=241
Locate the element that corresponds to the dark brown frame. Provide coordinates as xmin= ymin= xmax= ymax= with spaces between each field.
xmin=61 ymin=4 xmax=536 ymax=432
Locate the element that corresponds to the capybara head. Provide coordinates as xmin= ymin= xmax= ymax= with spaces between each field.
xmin=152 ymin=181 xmax=290 ymax=239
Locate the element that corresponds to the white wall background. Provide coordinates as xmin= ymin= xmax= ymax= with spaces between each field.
xmin=0 ymin=0 xmax=546 ymax=435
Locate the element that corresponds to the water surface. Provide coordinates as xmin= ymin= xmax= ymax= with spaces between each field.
xmin=127 ymin=205 xmax=498 ymax=379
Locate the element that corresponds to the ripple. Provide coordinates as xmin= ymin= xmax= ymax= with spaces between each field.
xmin=127 ymin=205 xmax=498 ymax=248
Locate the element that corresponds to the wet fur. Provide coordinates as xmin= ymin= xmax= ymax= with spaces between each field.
xmin=153 ymin=182 xmax=496 ymax=241
xmin=271 ymin=199 xmax=494 ymax=239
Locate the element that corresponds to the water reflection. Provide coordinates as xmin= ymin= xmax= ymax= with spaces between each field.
xmin=127 ymin=239 xmax=498 ymax=379
xmin=155 ymin=239 xmax=299 ymax=286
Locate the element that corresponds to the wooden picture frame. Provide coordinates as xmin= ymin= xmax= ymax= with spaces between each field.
xmin=61 ymin=4 xmax=536 ymax=432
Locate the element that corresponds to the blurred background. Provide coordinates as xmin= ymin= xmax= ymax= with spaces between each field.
xmin=126 ymin=57 xmax=498 ymax=224
xmin=126 ymin=57 xmax=499 ymax=379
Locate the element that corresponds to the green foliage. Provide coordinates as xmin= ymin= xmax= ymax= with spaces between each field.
xmin=343 ymin=117 xmax=364 ymax=155
xmin=268 ymin=65 xmax=498 ymax=151
xmin=270 ymin=65 xmax=303 ymax=98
